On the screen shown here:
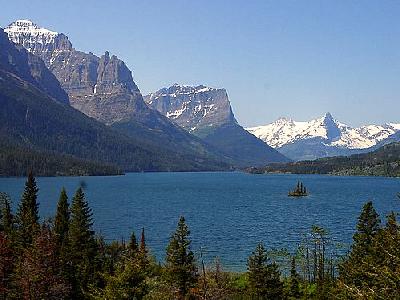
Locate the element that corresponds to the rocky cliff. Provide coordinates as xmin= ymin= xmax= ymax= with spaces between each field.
xmin=145 ymin=84 xmax=290 ymax=166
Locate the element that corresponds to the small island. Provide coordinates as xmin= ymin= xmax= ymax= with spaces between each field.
xmin=288 ymin=181 xmax=308 ymax=197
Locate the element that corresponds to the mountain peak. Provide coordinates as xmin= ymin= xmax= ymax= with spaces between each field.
xmin=144 ymin=84 xmax=235 ymax=132
xmin=5 ymin=19 xmax=58 ymax=36
xmin=247 ymin=114 xmax=400 ymax=155
xmin=5 ymin=19 xmax=71 ymax=54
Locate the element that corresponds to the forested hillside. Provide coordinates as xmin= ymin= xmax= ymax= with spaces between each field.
xmin=247 ymin=142 xmax=400 ymax=177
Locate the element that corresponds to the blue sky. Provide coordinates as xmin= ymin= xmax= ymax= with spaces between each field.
xmin=1 ymin=0 xmax=399 ymax=127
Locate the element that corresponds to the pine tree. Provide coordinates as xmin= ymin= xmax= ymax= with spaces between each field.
xmin=68 ymin=187 xmax=97 ymax=298
xmin=54 ymin=188 xmax=70 ymax=252
xmin=288 ymin=257 xmax=301 ymax=299
xmin=140 ymin=227 xmax=146 ymax=254
xmin=128 ymin=231 xmax=138 ymax=254
xmin=0 ymin=193 xmax=13 ymax=234
xmin=165 ymin=216 xmax=198 ymax=297
xmin=338 ymin=201 xmax=382 ymax=297
xmin=14 ymin=224 xmax=71 ymax=299
xmin=353 ymin=201 xmax=381 ymax=253
xmin=16 ymin=171 xmax=40 ymax=247
xmin=247 ymin=242 xmax=284 ymax=299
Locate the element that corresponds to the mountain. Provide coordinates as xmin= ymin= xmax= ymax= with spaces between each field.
xmin=246 ymin=142 xmax=400 ymax=177
xmin=4 ymin=20 xmax=228 ymax=165
xmin=0 ymin=24 xmax=69 ymax=105
xmin=247 ymin=113 xmax=400 ymax=161
xmin=145 ymin=84 xmax=289 ymax=166
xmin=0 ymin=27 xmax=229 ymax=175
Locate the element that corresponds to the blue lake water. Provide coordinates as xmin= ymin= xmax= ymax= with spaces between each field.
xmin=0 ymin=172 xmax=399 ymax=271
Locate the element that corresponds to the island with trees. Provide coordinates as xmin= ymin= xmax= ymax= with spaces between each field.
xmin=288 ymin=181 xmax=308 ymax=197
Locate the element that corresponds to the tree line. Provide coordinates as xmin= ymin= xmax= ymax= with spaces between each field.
xmin=246 ymin=142 xmax=400 ymax=177
xmin=0 ymin=173 xmax=399 ymax=299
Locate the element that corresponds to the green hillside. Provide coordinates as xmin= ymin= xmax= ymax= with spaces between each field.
xmin=247 ymin=142 xmax=400 ymax=177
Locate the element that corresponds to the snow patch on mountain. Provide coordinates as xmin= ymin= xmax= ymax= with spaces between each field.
xmin=5 ymin=20 xmax=58 ymax=52
xmin=247 ymin=113 xmax=400 ymax=149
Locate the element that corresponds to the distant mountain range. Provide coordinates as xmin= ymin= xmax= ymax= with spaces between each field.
xmin=145 ymin=84 xmax=289 ymax=166
xmin=247 ymin=113 xmax=400 ymax=161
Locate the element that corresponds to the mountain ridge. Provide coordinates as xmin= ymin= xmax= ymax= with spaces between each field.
xmin=5 ymin=19 xmax=234 ymax=168
xmin=145 ymin=84 xmax=290 ymax=166
xmin=247 ymin=113 xmax=400 ymax=161
xmin=0 ymin=26 xmax=230 ymax=174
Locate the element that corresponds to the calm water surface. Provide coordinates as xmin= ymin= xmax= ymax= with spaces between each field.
xmin=1 ymin=172 xmax=399 ymax=270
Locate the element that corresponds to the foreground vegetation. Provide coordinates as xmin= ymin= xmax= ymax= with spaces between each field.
xmin=247 ymin=142 xmax=400 ymax=177
xmin=0 ymin=173 xmax=399 ymax=299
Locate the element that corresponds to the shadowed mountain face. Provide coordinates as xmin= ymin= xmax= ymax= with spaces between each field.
xmin=5 ymin=20 xmax=232 ymax=166
xmin=0 ymin=28 xmax=229 ymax=173
xmin=145 ymin=84 xmax=290 ymax=166
xmin=0 ymin=28 xmax=69 ymax=105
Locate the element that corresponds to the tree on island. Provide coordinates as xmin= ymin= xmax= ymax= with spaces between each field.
xmin=289 ymin=181 xmax=308 ymax=197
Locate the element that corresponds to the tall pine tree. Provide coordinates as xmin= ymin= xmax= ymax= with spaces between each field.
xmin=69 ymin=187 xmax=97 ymax=298
xmin=288 ymin=257 xmax=302 ymax=299
xmin=165 ymin=216 xmax=197 ymax=297
xmin=247 ymin=242 xmax=284 ymax=299
xmin=54 ymin=188 xmax=70 ymax=252
xmin=339 ymin=201 xmax=382 ymax=298
xmin=128 ymin=231 xmax=138 ymax=255
xmin=16 ymin=172 xmax=39 ymax=247
xmin=0 ymin=193 xmax=13 ymax=234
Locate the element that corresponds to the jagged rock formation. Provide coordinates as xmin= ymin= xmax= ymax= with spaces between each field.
xmin=145 ymin=84 xmax=236 ymax=135
xmin=145 ymin=84 xmax=290 ymax=166
xmin=5 ymin=20 xmax=144 ymax=125
xmin=247 ymin=113 xmax=400 ymax=161
xmin=5 ymin=20 xmax=231 ymax=167
xmin=0 ymin=27 xmax=228 ymax=173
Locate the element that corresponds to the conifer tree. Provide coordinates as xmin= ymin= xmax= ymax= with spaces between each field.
xmin=140 ymin=227 xmax=146 ymax=254
xmin=165 ymin=216 xmax=197 ymax=297
xmin=54 ymin=188 xmax=70 ymax=252
xmin=339 ymin=201 xmax=382 ymax=297
xmin=0 ymin=193 xmax=13 ymax=234
xmin=69 ymin=187 xmax=97 ymax=297
xmin=16 ymin=172 xmax=40 ymax=247
xmin=15 ymin=224 xmax=71 ymax=299
xmin=352 ymin=201 xmax=381 ymax=256
xmin=288 ymin=257 xmax=301 ymax=299
xmin=128 ymin=231 xmax=138 ymax=254
xmin=247 ymin=242 xmax=284 ymax=299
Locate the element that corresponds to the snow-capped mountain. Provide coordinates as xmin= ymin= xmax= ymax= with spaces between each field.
xmin=5 ymin=20 xmax=72 ymax=55
xmin=145 ymin=84 xmax=236 ymax=134
xmin=247 ymin=113 xmax=400 ymax=161
xmin=145 ymin=84 xmax=290 ymax=166
xmin=4 ymin=19 xmax=243 ymax=169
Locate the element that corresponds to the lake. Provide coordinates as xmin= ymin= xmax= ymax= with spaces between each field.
xmin=0 ymin=172 xmax=399 ymax=271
